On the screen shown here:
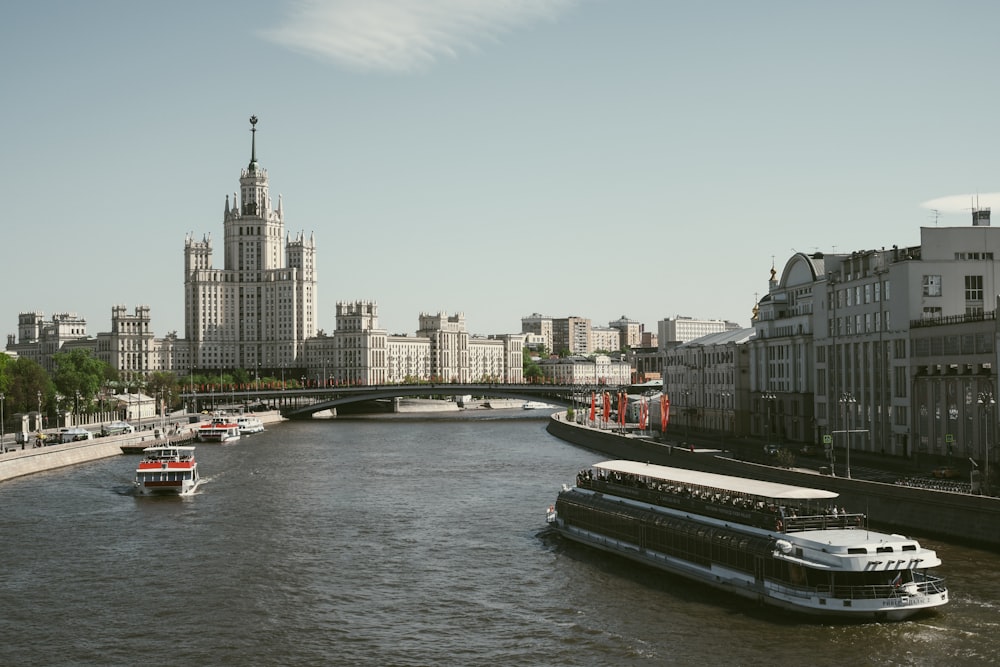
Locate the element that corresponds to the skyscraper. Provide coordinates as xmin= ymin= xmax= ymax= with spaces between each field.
xmin=184 ymin=116 xmax=317 ymax=373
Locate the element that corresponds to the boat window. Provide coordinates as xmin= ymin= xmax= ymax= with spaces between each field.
xmin=901 ymin=544 xmax=917 ymax=551
xmin=848 ymin=547 xmax=867 ymax=554
xmin=876 ymin=546 xmax=893 ymax=553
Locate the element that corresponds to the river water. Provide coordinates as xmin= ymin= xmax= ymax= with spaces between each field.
xmin=0 ymin=412 xmax=997 ymax=666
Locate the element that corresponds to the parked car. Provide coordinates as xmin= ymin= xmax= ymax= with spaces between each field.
xmin=932 ymin=466 xmax=960 ymax=479
xmin=800 ymin=445 xmax=818 ymax=456
xmin=763 ymin=444 xmax=782 ymax=456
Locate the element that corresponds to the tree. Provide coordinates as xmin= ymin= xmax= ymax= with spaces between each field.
xmin=523 ymin=348 xmax=543 ymax=382
xmin=52 ymin=350 xmax=112 ymax=413
xmin=6 ymin=357 xmax=53 ymax=416
xmin=145 ymin=372 xmax=181 ymax=410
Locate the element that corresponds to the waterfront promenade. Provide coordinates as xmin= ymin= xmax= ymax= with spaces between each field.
xmin=0 ymin=411 xmax=285 ymax=483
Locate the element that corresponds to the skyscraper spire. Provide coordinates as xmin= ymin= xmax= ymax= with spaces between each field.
xmin=248 ymin=115 xmax=259 ymax=173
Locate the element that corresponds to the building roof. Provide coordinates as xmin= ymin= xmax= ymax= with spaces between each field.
xmin=677 ymin=327 xmax=756 ymax=348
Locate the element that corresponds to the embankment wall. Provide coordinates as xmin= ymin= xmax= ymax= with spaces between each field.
xmin=0 ymin=412 xmax=285 ymax=484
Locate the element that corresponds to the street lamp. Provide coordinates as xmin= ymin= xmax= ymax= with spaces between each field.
xmin=762 ymin=391 xmax=776 ymax=448
xmin=0 ymin=392 xmax=5 ymax=452
xmin=978 ymin=391 xmax=995 ymax=495
xmin=840 ymin=392 xmax=857 ymax=479
xmin=720 ymin=391 xmax=732 ymax=450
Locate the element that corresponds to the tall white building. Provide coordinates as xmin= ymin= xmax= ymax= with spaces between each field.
xmin=184 ymin=116 xmax=317 ymax=373
xmin=609 ymin=315 xmax=642 ymax=348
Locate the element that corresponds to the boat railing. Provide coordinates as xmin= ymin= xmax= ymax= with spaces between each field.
xmin=770 ymin=574 xmax=946 ymax=601
xmin=579 ymin=477 xmax=856 ymax=533
xmin=783 ymin=513 xmax=866 ymax=532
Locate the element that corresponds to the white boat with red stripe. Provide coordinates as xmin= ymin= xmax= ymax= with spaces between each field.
xmin=134 ymin=445 xmax=202 ymax=496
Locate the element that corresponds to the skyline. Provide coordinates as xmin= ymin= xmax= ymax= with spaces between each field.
xmin=6 ymin=1 xmax=1000 ymax=338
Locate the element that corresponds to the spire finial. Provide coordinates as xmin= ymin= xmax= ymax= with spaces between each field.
xmin=249 ymin=115 xmax=259 ymax=171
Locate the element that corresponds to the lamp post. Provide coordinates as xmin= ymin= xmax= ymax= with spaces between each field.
xmin=978 ymin=391 xmax=995 ymax=495
xmin=74 ymin=391 xmax=80 ymax=427
xmin=0 ymin=392 xmax=5 ymax=452
xmin=37 ymin=390 xmax=42 ymax=434
xmin=762 ymin=391 xmax=776 ymax=450
xmin=681 ymin=390 xmax=691 ymax=442
xmin=840 ymin=392 xmax=857 ymax=479
xmin=720 ymin=391 xmax=732 ymax=449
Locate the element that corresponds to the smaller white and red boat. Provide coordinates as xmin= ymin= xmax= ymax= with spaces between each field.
xmin=197 ymin=417 xmax=241 ymax=443
xmin=134 ymin=445 xmax=201 ymax=496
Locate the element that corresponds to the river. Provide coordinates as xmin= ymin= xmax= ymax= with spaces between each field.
xmin=0 ymin=412 xmax=997 ymax=666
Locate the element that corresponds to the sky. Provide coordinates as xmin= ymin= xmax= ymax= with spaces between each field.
xmin=5 ymin=0 xmax=1000 ymax=339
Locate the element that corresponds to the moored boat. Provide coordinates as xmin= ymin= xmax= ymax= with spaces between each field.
xmin=197 ymin=417 xmax=241 ymax=443
xmin=235 ymin=415 xmax=264 ymax=435
xmin=547 ymin=460 xmax=948 ymax=621
xmin=134 ymin=445 xmax=201 ymax=496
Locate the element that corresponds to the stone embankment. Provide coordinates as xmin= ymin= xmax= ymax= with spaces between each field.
xmin=546 ymin=412 xmax=1000 ymax=550
xmin=0 ymin=411 xmax=285 ymax=484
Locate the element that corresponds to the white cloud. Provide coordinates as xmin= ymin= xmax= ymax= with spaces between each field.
xmin=921 ymin=193 xmax=1000 ymax=214
xmin=261 ymin=0 xmax=581 ymax=73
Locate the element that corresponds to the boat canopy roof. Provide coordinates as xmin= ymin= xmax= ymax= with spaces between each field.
xmin=143 ymin=446 xmax=195 ymax=454
xmin=592 ymin=460 xmax=839 ymax=501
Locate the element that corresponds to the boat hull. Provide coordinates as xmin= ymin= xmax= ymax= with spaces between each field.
xmin=550 ymin=519 xmax=944 ymax=621
xmin=134 ymin=477 xmax=201 ymax=496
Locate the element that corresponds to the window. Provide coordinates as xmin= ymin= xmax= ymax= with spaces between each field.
xmin=965 ymin=275 xmax=984 ymax=301
xmin=923 ymin=275 xmax=942 ymax=296
xmin=922 ymin=306 xmax=942 ymax=319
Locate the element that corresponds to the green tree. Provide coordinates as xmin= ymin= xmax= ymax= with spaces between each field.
xmin=523 ymin=348 xmax=544 ymax=382
xmin=7 ymin=357 xmax=53 ymax=416
xmin=52 ymin=350 xmax=112 ymax=413
xmin=145 ymin=371 xmax=181 ymax=410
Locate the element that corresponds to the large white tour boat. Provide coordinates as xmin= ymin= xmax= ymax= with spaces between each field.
xmin=134 ymin=445 xmax=202 ymax=496
xmin=547 ymin=460 xmax=948 ymax=621
xmin=197 ymin=417 xmax=241 ymax=443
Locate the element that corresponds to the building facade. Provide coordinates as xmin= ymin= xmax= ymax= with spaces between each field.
xmin=304 ymin=301 xmax=525 ymax=386
xmin=537 ymin=354 xmax=631 ymax=385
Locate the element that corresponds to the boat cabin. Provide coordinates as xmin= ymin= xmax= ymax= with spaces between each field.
xmin=577 ymin=460 xmax=864 ymax=533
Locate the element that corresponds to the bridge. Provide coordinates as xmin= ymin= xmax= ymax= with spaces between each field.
xmin=180 ymin=383 xmax=592 ymax=419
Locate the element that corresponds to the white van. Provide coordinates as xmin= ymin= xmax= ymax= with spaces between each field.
xmin=59 ymin=428 xmax=93 ymax=443
xmin=101 ymin=421 xmax=134 ymax=436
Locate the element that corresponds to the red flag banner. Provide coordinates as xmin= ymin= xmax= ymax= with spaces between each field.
xmin=589 ymin=392 xmax=596 ymax=423
xmin=660 ymin=393 xmax=670 ymax=432
xmin=603 ymin=392 xmax=611 ymax=424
